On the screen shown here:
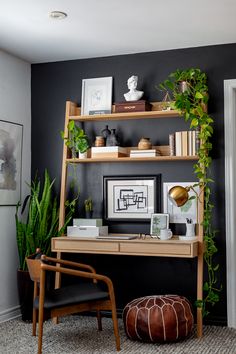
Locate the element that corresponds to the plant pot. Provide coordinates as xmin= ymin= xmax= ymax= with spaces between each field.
xmin=85 ymin=210 xmax=93 ymax=219
xmin=17 ymin=269 xmax=34 ymax=322
xmin=79 ymin=151 xmax=88 ymax=159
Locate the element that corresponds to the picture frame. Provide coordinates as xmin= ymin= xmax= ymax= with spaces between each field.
xmin=150 ymin=213 xmax=169 ymax=237
xmin=163 ymin=182 xmax=199 ymax=223
xmin=81 ymin=76 xmax=113 ymax=115
xmin=103 ymin=175 xmax=161 ymax=221
xmin=0 ymin=120 xmax=23 ymax=205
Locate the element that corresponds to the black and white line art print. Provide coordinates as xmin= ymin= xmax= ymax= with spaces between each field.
xmin=103 ymin=175 xmax=161 ymax=221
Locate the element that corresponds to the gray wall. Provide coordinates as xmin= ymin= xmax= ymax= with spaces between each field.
xmin=31 ymin=43 xmax=233 ymax=324
xmin=0 ymin=50 xmax=31 ymax=322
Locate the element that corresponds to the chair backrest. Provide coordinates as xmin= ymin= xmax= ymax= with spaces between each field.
xmin=26 ymin=255 xmax=41 ymax=282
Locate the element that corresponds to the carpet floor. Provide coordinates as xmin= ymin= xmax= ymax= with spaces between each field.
xmin=0 ymin=316 xmax=235 ymax=354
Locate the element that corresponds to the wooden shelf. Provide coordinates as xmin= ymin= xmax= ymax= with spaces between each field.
xmin=67 ymin=101 xmax=180 ymax=122
xmin=66 ymin=155 xmax=198 ymax=163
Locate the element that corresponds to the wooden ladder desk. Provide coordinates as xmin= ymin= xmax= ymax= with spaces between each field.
xmin=51 ymin=234 xmax=203 ymax=337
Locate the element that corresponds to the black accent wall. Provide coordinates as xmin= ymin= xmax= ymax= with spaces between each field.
xmin=32 ymin=43 xmax=236 ymax=324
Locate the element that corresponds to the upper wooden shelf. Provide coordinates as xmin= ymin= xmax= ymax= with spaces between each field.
xmin=67 ymin=101 xmax=180 ymax=122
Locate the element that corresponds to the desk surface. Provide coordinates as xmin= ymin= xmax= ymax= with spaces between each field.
xmin=52 ymin=234 xmax=199 ymax=258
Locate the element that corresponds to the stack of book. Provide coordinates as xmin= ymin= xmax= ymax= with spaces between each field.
xmin=91 ymin=146 xmax=128 ymax=158
xmin=67 ymin=218 xmax=108 ymax=237
xmin=169 ymin=130 xmax=200 ymax=156
xmin=130 ymin=149 xmax=157 ymax=158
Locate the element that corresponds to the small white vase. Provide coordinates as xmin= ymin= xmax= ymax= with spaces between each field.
xmin=79 ymin=151 xmax=87 ymax=159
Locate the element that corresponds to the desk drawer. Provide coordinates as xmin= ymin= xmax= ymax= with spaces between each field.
xmin=120 ymin=241 xmax=197 ymax=257
xmin=52 ymin=238 xmax=119 ymax=253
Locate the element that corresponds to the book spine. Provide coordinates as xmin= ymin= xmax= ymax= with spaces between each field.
xmin=188 ymin=131 xmax=192 ymax=156
xmin=195 ymin=128 xmax=200 ymax=154
xmin=169 ymin=133 xmax=175 ymax=156
xmin=181 ymin=131 xmax=188 ymax=156
xmin=175 ymin=131 xmax=182 ymax=156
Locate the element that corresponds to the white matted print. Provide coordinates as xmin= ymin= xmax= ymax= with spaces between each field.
xmin=163 ymin=182 xmax=199 ymax=223
xmin=150 ymin=213 xmax=169 ymax=237
xmin=103 ymin=175 xmax=160 ymax=221
xmin=0 ymin=120 xmax=23 ymax=205
xmin=81 ymin=77 xmax=113 ymax=115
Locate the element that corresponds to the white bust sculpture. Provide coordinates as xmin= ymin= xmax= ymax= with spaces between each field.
xmin=124 ymin=75 xmax=144 ymax=102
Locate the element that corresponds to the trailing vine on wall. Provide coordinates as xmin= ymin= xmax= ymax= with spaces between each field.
xmin=159 ymin=68 xmax=221 ymax=317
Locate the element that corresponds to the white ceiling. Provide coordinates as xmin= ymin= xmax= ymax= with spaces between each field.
xmin=0 ymin=0 xmax=236 ymax=64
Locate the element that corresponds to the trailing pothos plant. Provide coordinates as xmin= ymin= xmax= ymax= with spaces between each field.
xmin=159 ymin=68 xmax=221 ymax=317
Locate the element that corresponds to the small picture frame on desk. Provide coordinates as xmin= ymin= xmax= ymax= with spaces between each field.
xmin=150 ymin=213 xmax=169 ymax=237
xmin=81 ymin=76 xmax=113 ymax=115
xmin=103 ymin=175 xmax=161 ymax=221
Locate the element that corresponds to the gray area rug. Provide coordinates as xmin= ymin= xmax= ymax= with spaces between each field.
xmin=0 ymin=315 xmax=235 ymax=354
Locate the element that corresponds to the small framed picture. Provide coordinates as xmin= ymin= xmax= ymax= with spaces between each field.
xmin=81 ymin=76 xmax=113 ymax=115
xmin=163 ymin=182 xmax=199 ymax=223
xmin=103 ymin=175 xmax=161 ymax=221
xmin=150 ymin=213 xmax=169 ymax=237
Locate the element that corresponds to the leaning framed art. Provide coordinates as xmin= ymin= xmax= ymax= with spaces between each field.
xmin=81 ymin=76 xmax=113 ymax=115
xmin=0 ymin=120 xmax=23 ymax=205
xmin=103 ymin=175 xmax=161 ymax=221
xmin=163 ymin=182 xmax=199 ymax=223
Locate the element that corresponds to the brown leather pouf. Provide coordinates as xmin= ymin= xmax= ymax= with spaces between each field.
xmin=123 ymin=295 xmax=193 ymax=342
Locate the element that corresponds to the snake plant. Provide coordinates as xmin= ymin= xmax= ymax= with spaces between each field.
xmin=16 ymin=169 xmax=76 ymax=271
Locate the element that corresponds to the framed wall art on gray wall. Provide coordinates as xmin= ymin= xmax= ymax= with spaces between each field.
xmin=0 ymin=120 xmax=23 ymax=205
xmin=103 ymin=175 xmax=161 ymax=221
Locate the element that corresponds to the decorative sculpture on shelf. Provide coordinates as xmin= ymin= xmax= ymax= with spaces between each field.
xmin=124 ymin=75 xmax=144 ymax=102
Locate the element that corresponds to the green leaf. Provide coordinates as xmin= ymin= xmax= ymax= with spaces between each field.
xmin=195 ymin=91 xmax=204 ymax=99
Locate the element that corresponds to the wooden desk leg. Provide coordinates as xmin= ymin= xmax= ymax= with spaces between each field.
xmin=53 ymin=251 xmax=62 ymax=324
xmin=197 ymin=246 xmax=204 ymax=337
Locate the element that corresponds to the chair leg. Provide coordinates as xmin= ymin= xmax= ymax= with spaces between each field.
xmin=111 ymin=304 xmax=120 ymax=351
xmin=32 ymin=308 xmax=37 ymax=336
xmin=32 ymin=281 xmax=38 ymax=336
xmin=96 ymin=310 xmax=102 ymax=331
xmin=37 ymin=302 xmax=44 ymax=354
xmin=38 ymin=270 xmax=46 ymax=354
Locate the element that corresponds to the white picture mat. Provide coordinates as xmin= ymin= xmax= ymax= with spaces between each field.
xmin=0 ymin=120 xmax=23 ymax=205
xmin=107 ymin=179 xmax=155 ymax=219
xmin=163 ymin=182 xmax=199 ymax=223
xmin=150 ymin=213 xmax=169 ymax=236
xmin=81 ymin=77 xmax=113 ymax=115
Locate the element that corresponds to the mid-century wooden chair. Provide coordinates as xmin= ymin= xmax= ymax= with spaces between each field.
xmin=26 ymin=254 xmax=120 ymax=354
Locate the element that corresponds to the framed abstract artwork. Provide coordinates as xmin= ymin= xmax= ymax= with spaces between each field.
xmin=0 ymin=120 xmax=23 ymax=205
xmin=103 ymin=175 xmax=161 ymax=221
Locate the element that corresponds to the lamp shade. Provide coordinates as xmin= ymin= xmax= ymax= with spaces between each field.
xmin=168 ymin=186 xmax=190 ymax=207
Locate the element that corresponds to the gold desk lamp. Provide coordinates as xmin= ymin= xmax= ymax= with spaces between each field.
xmin=168 ymin=185 xmax=191 ymax=207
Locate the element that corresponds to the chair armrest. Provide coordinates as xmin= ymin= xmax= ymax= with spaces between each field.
xmin=40 ymin=263 xmax=114 ymax=294
xmin=41 ymin=255 xmax=96 ymax=274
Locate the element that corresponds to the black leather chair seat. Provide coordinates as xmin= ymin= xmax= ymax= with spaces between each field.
xmin=34 ymin=283 xmax=109 ymax=310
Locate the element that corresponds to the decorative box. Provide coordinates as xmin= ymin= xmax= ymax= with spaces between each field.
xmin=91 ymin=146 xmax=128 ymax=158
xmin=114 ymin=100 xmax=152 ymax=113
xmin=67 ymin=226 xmax=108 ymax=237
xmin=73 ymin=218 xmax=103 ymax=227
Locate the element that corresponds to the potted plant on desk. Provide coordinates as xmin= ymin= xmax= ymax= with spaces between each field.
xmin=15 ymin=169 xmax=76 ymax=321
xmin=84 ymin=197 xmax=93 ymax=218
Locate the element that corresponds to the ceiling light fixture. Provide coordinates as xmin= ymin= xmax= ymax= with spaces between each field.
xmin=49 ymin=11 xmax=67 ymax=20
